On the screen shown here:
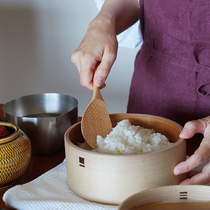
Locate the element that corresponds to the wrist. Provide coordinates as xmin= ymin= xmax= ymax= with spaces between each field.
xmin=88 ymin=12 xmax=117 ymax=36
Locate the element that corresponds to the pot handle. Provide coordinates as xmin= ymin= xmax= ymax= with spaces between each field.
xmin=0 ymin=104 xmax=4 ymax=121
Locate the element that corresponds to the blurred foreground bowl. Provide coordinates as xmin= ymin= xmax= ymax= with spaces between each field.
xmin=64 ymin=113 xmax=186 ymax=205
xmin=3 ymin=93 xmax=78 ymax=155
xmin=119 ymin=185 xmax=210 ymax=209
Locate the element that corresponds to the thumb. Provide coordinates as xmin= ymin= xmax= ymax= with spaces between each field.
xmin=179 ymin=119 xmax=206 ymax=139
xmin=94 ymin=49 xmax=117 ymax=87
xmin=94 ymin=65 xmax=110 ymax=87
xmin=179 ymin=127 xmax=196 ymax=139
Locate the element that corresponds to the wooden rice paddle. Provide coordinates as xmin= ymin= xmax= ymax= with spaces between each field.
xmin=81 ymin=81 xmax=112 ymax=149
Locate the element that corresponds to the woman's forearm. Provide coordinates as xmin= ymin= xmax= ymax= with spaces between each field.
xmin=92 ymin=0 xmax=139 ymax=35
xmin=71 ymin=0 xmax=139 ymax=90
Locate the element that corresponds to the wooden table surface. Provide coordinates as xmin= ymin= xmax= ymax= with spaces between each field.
xmin=0 ymin=104 xmax=66 ymax=209
xmin=0 ymin=104 xmax=202 ymax=209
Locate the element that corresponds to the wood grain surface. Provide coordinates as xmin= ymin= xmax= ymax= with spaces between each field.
xmin=119 ymin=185 xmax=210 ymax=210
xmin=0 ymin=104 xmax=65 ymax=209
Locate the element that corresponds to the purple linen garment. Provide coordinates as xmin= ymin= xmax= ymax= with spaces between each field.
xmin=127 ymin=0 xmax=210 ymax=127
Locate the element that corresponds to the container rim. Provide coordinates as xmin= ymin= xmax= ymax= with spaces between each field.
xmin=64 ymin=113 xmax=185 ymax=157
xmin=3 ymin=92 xmax=78 ymax=118
xmin=0 ymin=122 xmax=19 ymax=144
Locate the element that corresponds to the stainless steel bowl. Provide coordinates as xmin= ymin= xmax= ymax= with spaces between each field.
xmin=3 ymin=93 xmax=78 ymax=155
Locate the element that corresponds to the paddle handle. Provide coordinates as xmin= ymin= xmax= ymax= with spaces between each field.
xmin=91 ymin=83 xmax=103 ymax=101
xmin=91 ymin=63 xmax=103 ymax=101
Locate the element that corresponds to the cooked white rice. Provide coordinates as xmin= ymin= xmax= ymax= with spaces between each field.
xmin=79 ymin=119 xmax=172 ymax=154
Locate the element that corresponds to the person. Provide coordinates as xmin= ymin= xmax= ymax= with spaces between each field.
xmin=71 ymin=0 xmax=210 ymax=185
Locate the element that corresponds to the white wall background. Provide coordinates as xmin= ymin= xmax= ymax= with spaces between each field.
xmin=0 ymin=0 xmax=139 ymax=116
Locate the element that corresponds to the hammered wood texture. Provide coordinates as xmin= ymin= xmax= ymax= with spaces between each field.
xmin=81 ymin=84 xmax=112 ymax=149
xmin=0 ymin=125 xmax=31 ymax=187
xmin=81 ymin=99 xmax=112 ymax=149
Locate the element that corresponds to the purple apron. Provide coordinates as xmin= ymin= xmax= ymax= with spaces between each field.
xmin=127 ymin=0 xmax=210 ymax=154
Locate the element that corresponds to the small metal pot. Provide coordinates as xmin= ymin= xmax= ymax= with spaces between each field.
xmin=3 ymin=93 xmax=78 ymax=155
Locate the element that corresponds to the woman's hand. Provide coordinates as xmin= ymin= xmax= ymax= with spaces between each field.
xmin=71 ymin=15 xmax=118 ymax=90
xmin=174 ymin=116 xmax=210 ymax=185
xmin=71 ymin=0 xmax=139 ymax=90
